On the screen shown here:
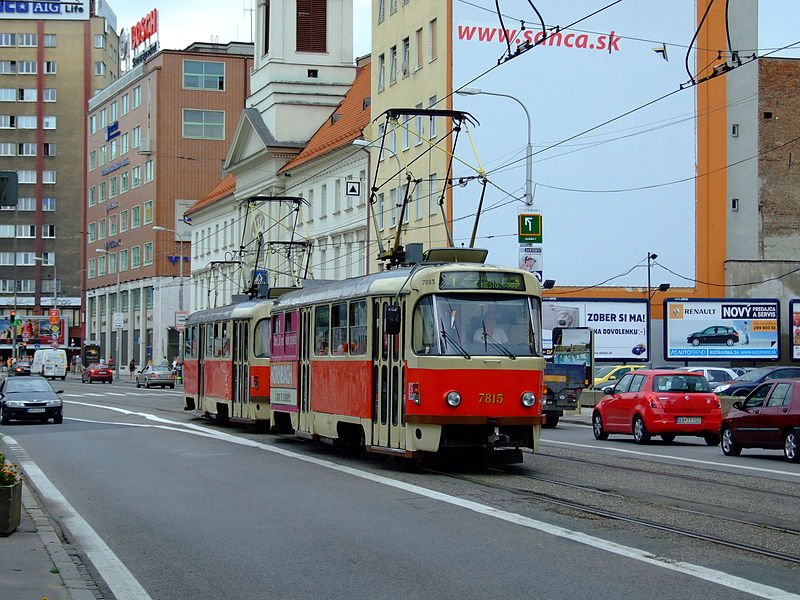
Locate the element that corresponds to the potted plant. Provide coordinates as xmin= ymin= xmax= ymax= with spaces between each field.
xmin=0 ymin=451 xmax=22 ymax=535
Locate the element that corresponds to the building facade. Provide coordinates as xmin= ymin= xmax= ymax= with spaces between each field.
xmin=85 ymin=42 xmax=253 ymax=365
xmin=0 ymin=0 xmax=118 ymax=361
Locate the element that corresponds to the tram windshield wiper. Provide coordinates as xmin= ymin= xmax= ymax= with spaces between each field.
xmin=439 ymin=318 xmax=471 ymax=359
xmin=481 ymin=320 xmax=516 ymax=360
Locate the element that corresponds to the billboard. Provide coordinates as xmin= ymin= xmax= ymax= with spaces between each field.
xmin=0 ymin=1 xmax=90 ymax=20
xmin=542 ymin=299 xmax=648 ymax=361
xmin=664 ymin=299 xmax=780 ymax=361
xmin=791 ymin=300 xmax=800 ymax=360
xmin=0 ymin=315 xmax=69 ymax=347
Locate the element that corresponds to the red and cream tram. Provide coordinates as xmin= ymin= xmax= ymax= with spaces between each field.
xmin=183 ymin=300 xmax=272 ymax=428
xmin=269 ymin=254 xmax=545 ymax=463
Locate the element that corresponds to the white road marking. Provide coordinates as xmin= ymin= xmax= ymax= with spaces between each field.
xmin=51 ymin=401 xmax=800 ymax=599
xmin=2 ymin=435 xmax=153 ymax=600
xmin=542 ymin=439 xmax=800 ymax=478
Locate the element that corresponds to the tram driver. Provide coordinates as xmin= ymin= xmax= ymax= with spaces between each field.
xmin=473 ymin=310 xmax=509 ymax=345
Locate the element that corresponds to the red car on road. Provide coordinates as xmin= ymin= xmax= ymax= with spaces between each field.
xmin=720 ymin=379 xmax=800 ymax=462
xmin=593 ymin=369 xmax=722 ymax=445
xmin=82 ymin=363 xmax=113 ymax=384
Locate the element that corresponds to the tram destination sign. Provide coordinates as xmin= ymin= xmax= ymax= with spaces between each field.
xmin=439 ymin=271 xmax=526 ymax=291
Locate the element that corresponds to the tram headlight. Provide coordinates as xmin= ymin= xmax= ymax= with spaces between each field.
xmin=445 ymin=391 xmax=462 ymax=407
xmin=520 ymin=391 xmax=537 ymax=408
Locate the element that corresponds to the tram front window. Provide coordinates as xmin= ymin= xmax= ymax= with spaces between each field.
xmin=412 ymin=294 xmax=542 ymax=357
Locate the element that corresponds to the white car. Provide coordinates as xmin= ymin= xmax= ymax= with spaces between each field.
xmin=683 ymin=366 xmax=739 ymax=386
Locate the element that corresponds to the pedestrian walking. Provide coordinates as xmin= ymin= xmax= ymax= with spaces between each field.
xmin=129 ymin=358 xmax=136 ymax=380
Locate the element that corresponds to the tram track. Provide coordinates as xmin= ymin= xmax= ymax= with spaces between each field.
xmin=423 ymin=466 xmax=800 ymax=566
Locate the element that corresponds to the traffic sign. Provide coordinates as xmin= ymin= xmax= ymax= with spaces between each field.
xmin=345 ymin=181 xmax=361 ymax=196
xmin=113 ymin=312 xmax=124 ymax=330
xmin=518 ymin=213 xmax=542 ymax=243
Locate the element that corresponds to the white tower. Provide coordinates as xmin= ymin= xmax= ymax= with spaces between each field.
xmin=249 ymin=0 xmax=356 ymax=143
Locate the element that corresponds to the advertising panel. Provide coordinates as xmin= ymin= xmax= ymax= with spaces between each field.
xmin=0 ymin=315 xmax=68 ymax=347
xmin=664 ymin=299 xmax=780 ymax=360
xmin=790 ymin=300 xmax=800 ymax=360
xmin=0 ymin=0 xmax=90 ymax=20
xmin=542 ymin=299 xmax=648 ymax=361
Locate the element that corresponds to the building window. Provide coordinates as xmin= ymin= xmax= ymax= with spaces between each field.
xmin=132 ymin=165 xmax=141 ymax=188
xmin=16 ymin=225 xmax=35 ymax=238
xmin=98 ymin=218 xmax=106 ymax=239
xmin=389 ymin=45 xmax=397 ymax=85
xmin=88 ymin=222 xmax=97 ymax=242
xmin=131 ymin=205 xmax=141 ymax=228
xmin=132 ymin=125 xmax=141 ymax=148
xmin=43 ymin=143 xmax=55 ymax=156
xmin=121 ymin=93 xmax=129 ymax=115
xmin=99 ymin=144 xmax=107 ymax=165
xmin=42 ymin=224 xmax=55 ymax=238
xmin=109 ymin=176 xmax=118 ymax=198
xmin=98 ymin=255 xmax=106 ymax=276
xmin=415 ymin=102 xmax=424 ymax=145
xmin=43 ymin=88 xmax=56 ymax=101
xmin=0 ymin=61 xmax=16 ymax=74
xmin=415 ymin=28 xmax=423 ymax=70
xmin=377 ymin=193 xmax=384 ymax=230
xmin=133 ymin=86 xmax=141 ymax=108
xmin=377 ymin=54 xmax=385 ymax=91
xmin=144 ymin=200 xmax=153 ymax=224
xmin=16 ymin=252 xmax=35 ymax=265
xmin=94 ymin=34 xmax=105 ymax=48
xmin=42 ymin=171 xmax=56 ymax=184
xmin=144 ymin=160 xmax=154 ymax=183
xmin=18 ymin=88 xmax=36 ymax=101
xmin=402 ymin=37 xmax=410 ymax=77
xmin=131 ymin=246 xmax=141 ymax=268
xmin=89 ymin=187 xmax=97 ymax=207
xmin=88 ymin=259 xmax=96 ymax=279
xmin=18 ymin=33 xmax=37 ymax=47
xmin=109 ymin=215 xmax=117 ymax=236
xmin=0 ymin=252 xmax=12 ymax=265
xmin=44 ymin=61 xmax=56 ymax=74
xmin=0 ymin=34 xmax=15 ymax=46
xmin=120 ymin=171 xmax=129 ymax=193
xmin=43 ymin=34 xmax=56 ymax=47
xmin=99 ymin=181 xmax=107 ymax=202
xmin=182 ymin=109 xmax=224 ymax=139
xmin=94 ymin=61 xmax=106 ymax=76
xmin=429 ymin=18 xmax=438 ymax=61
xmin=17 ymin=142 xmax=34 ymax=156
xmin=144 ymin=242 xmax=153 ymax=265
xmin=110 ymin=101 xmax=118 ymax=121
xmin=42 ymin=197 xmax=56 ymax=211
xmin=183 ymin=60 xmax=225 ymax=90
xmin=429 ymin=95 xmax=438 ymax=138
xmin=17 ymin=115 xmax=36 ymax=129
xmin=0 ymin=225 xmax=13 ymax=237
xmin=42 ymin=115 xmax=56 ymax=129
xmin=120 ymin=210 xmax=129 ymax=232
xmin=0 ymin=88 xmax=13 ymax=101
xmin=120 ymin=132 xmax=129 ymax=154
xmin=18 ymin=170 xmax=35 ymax=183
xmin=89 ymin=114 xmax=97 ymax=134
xmin=16 ymin=197 xmax=36 ymax=211
xmin=119 ymin=249 xmax=129 ymax=272
xmin=296 ymin=0 xmax=327 ymax=53
xmin=18 ymin=61 xmax=36 ymax=74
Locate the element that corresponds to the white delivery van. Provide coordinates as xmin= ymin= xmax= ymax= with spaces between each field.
xmin=31 ymin=348 xmax=68 ymax=380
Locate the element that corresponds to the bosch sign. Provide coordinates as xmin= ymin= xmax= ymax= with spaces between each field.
xmin=131 ymin=8 xmax=158 ymax=48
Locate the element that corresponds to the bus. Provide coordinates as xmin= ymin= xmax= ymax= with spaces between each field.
xmin=183 ymin=300 xmax=273 ymax=428
xmin=268 ymin=254 xmax=545 ymax=463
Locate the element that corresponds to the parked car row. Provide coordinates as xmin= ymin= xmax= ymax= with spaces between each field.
xmin=592 ymin=369 xmax=800 ymax=463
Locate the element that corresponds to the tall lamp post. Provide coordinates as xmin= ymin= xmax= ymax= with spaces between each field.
xmin=96 ymin=248 xmax=121 ymax=377
xmin=646 ymin=252 xmax=670 ymax=363
xmin=153 ymin=225 xmax=188 ymax=360
xmin=457 ymin=87 xmax=533 ymax=206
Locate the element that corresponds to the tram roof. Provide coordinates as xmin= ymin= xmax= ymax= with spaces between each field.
xmin=185 ymin=299 xmax=271 ymax=324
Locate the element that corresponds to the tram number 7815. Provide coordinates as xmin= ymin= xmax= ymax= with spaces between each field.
xmin=478 ymin=392 xmax=504 ymax=404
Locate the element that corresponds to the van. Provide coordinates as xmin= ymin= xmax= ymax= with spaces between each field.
xmin=31 ymin=348 xmax=68 ymax=380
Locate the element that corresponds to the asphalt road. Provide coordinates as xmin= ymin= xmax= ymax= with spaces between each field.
xmin=1 ymin=377 xmax=798 ymax=600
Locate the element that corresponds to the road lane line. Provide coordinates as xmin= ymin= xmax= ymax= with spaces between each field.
xmin=2 ymin=435 xmax=154 ymax=600
xmin=57 ymin=402 xmax=800 ymax=599
xmin=542 ymin=439 xmax=800 ymax=478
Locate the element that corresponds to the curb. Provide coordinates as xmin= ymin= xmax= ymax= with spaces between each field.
xmin=22 ymin=482 xmax=103 ymax=600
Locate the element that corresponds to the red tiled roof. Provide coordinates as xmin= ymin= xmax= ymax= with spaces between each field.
xmin=185 ymin=173 xmax=236 ymax=216
xmin=279 ymin=63 xmax=371 ymax=173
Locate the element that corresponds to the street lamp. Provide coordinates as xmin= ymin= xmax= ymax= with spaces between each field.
xmin=153 ymin=225 xmax=188 ymax=360
xmin=33 ymin=255 xmax=57 ymax=308
xmin=457 ymin=87 xmax=533 ymax=206
xmin=646 ymin=252 xmax=670 ymax=363
xmin=96 ymin=248 xmax=121 ymax=377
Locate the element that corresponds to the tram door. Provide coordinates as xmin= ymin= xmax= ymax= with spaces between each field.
xmin=372 ymin=299 xmax=405 ymax=449
xmin=231 ymin=319 xmax=249 ymax=419
xmin=197 ymin=324 xmax=206 ymax=407
xmin=298 ymin=308 xmax=313 ymax=433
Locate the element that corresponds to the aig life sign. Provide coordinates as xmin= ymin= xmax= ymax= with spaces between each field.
xmin=0 ymin=1 xmax=90 ymax=20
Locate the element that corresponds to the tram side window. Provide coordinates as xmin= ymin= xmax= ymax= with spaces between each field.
xmin=206 ymin=323 xmax=215 ymax=357
xmin=315 ymin=305 xmax=330 ymax=355
xmin=412 ymin=296 xmax=438 ymax=355
xmin=349 ymin=300 xmax=367 ymax=355
xmin=331 ymin=303 xmax=348 ymax=355
xmin=220 ymin=322 xmax=230 ymax=358
xmin=213 ymin=323 xmax=223 ymax=357
xmin=184 ymin=326 xmax=196 ymax=359
xmin=254 ymin=318 xmax=270 ymax=358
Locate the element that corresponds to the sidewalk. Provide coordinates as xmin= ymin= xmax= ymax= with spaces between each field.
xmin=0 ymin=476 xmax=100 ymax=600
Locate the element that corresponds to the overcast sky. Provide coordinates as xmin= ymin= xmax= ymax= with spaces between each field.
xmin=108 ymin=0 xmax=372 ymax=56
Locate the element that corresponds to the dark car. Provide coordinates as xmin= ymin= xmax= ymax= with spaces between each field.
xmin=0 ymin=376 xmax=63 ymax=424
xmin=686 ymin=325 xmax=739 ymax=346
xmin=82 ymin=363 xmax=113 ymax=384
xmin=11 ymin=360 xmax=31 ymax=376
xmin=713 ymin=365 xmax=800 ymax=397
xmin=720 ymin=379 xmax=800 ymax=462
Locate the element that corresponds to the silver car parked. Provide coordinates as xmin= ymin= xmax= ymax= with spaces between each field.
xmin=136 ymin=365 xmax=175 ymax=389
